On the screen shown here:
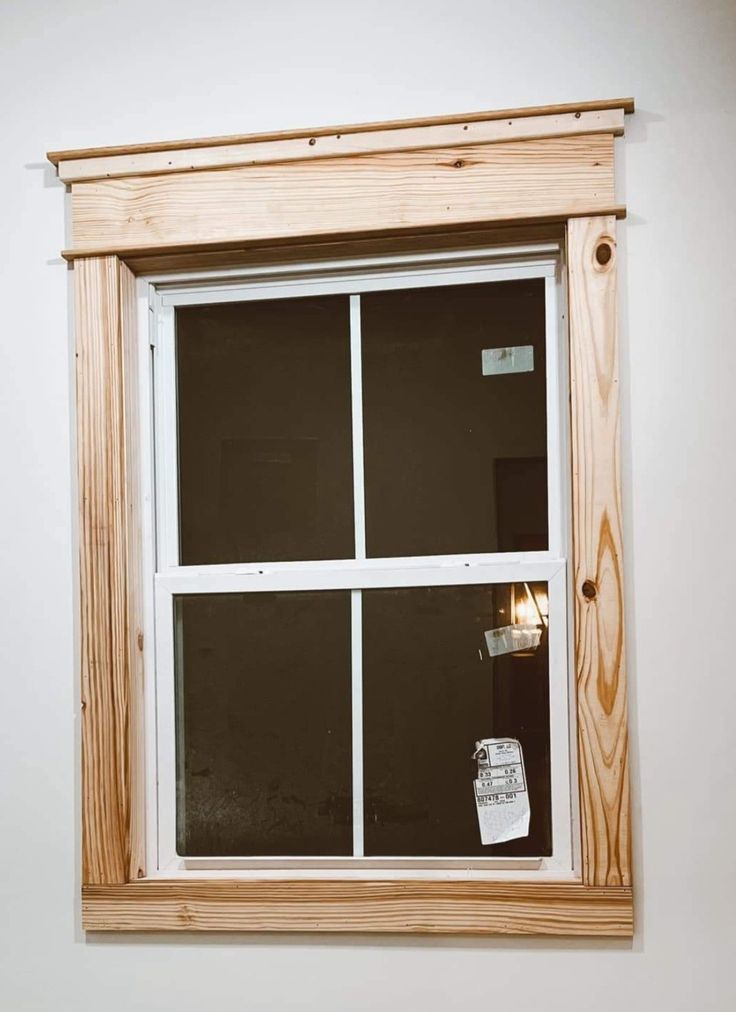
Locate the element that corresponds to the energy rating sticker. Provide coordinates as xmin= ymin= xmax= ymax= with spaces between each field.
xmin=472 ymin=738 xmax=530 ymax=845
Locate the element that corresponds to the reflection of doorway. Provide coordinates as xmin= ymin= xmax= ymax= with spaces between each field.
xmin=495 ymin=456 xmax=548 ymax=553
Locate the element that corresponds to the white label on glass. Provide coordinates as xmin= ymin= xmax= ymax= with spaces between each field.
xmin=481 ymin=345 xmax=534 ymax=376
xmin=473 ymin=737 xmax=530 ymax=845
xmin=484 ymin=623 xmax=541 ymax=657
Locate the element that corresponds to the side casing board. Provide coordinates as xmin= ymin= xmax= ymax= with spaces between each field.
xmin=567 ymin=218 xmax=631 ymax=887
xmin=76 ymin=256 xmax=145 ymax=884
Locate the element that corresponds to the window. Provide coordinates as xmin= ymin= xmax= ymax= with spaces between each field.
xmin=56 ymin=97 xmax=633 ymax=933
xmin=148 ymin=251 xmax=573 ymax=874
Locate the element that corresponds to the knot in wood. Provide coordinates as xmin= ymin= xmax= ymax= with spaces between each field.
xmin=595 ymin=240 xmax=613 ymax=266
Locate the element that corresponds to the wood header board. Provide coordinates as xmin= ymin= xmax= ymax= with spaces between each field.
xmin=53 ymin=98 xmax=632 ymax=261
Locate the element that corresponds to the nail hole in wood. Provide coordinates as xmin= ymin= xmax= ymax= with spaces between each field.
xmin=595 ymin=241 xmax=613 ymax=266
xmin=582 ymin=580 xmax=597 ymax=601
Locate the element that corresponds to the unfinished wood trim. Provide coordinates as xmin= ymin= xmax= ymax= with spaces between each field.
xmin=63 ymin=100 xmax=634 ymax=932
xmin=76 ymin=256 xmax=144 ymax=883
xmin=64 ymin=208 xmax=624 ymax=264
xmin=119 ymin=263 xmax=146 ymax=881
xmin=82 ymin=881 xmax=633 ymax=935
xmin=48 ymin=97 xmax=634 ymax=166
xmin=69 ymin=134 xmax=616 ymax=255
xmin=56 ymin=108 xmax=624 ymax=183
xmin=567 ymin=216 xmax=631 ymax=887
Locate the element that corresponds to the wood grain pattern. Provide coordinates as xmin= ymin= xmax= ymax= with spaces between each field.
xmin=567 ymin=217 xmax=631 ymax=887
xmin=76 ymin=256 xmax=143 ymax=883
xmin=119 ymin=263 xmax=146 ymax=881
xmin=64 ymin=210 xmax=623 ymax=263
xmin=48 ymin=97 xmax=634 ymax=165
xmin=56 ymin=108 xmax=624 ymax=183
xmin=69 ymin=134 xmax=615 ymax=255
xmin=82 ymin=881 xmax=633 ymax=935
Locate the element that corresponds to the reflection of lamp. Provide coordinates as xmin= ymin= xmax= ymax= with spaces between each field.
xmin=484 ymin=582 xmax=549 ymax=659
xmin=512 ymin=583 xmax=548 ymax=628
xmin=482 ymin=583 xmax=546 ymax=658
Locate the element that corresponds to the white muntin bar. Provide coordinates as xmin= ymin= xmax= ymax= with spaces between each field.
xmin=351 ymin=590 xmax=364 ymax=857
xmin=349 ymin=294 xmax=366 ymax=856
xmin=350 ymin=294 xmax=367 ymax=560
xmin=156 ymin=548 xmax=558 ymax=578
xmin=156 ymin=560 xmax=565 ymax=596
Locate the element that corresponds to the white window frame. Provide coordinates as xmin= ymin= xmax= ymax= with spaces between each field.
xmin=136 ymin=243 xmax=578 ymax=881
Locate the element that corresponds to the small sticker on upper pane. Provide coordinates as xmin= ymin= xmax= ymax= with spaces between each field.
xmin=481 ymin=345 xmax=534 ymax=376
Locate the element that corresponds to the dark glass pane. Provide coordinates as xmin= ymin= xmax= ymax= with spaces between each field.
xmin=175 ymin=591 xmax=352 ymax=856
xmin=176 ymin=297 xmax=354 ymax=565
xmin=363 ymin=583 xmax=551 ymax=857
xmin=361 ymin=280 xmax=548 ymax=557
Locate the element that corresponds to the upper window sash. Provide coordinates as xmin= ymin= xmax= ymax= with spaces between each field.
xmin=150 ymin=249 xmax=567 ymax=578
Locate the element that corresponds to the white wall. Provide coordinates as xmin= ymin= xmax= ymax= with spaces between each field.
xmin=1 ymin=0 xmax=735 ymax=1008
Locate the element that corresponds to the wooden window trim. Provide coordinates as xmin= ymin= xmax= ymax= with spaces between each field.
xmin=54 ymin=97 xmax=634 ymax=934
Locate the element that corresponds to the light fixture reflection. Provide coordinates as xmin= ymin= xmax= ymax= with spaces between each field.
xmin=512 ymin=583 xmax=548 ymax=628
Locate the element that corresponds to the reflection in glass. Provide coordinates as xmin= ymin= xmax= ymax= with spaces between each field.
xmin=175 ymin=591 xmax=352 ymax=856
xmin=176 ymin=296 xmax=354 ymax=565
xmin=362 ymin=582 xmax=552 ymax=857
xmin=361 ymin=280 xmax=548 ymax=558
